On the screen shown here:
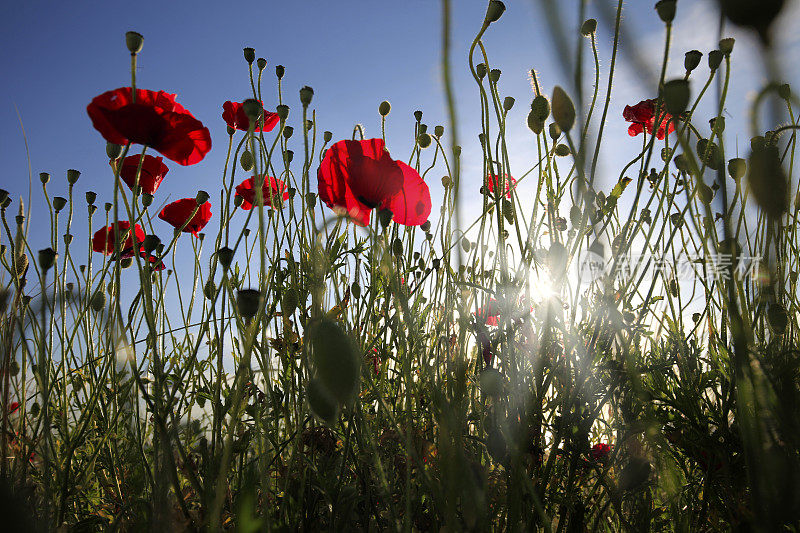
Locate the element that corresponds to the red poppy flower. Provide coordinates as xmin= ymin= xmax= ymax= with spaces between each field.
xmin=92 ymin=221 xmax=145 ymax=257
xmin=119 ymin=154 xmax=169 ymax=195
xmin=590 ymin=443 xmax=612 ymax=462
xmin=623 ymin=99 xmax=675 ymax=140
xmin=140 ymin=250 xmax=166 ymax=271
xmin=475 ymin=298 xmax=500 ymax=327
xmin=235 ymin=175 xmax=289 ymax=210
xmin=87 ymin=88 xmax=211 ymax=166
xmin=8 ymin=402 xmax=19 ymax=415
xmin=158 ymin=198 xmax=212 ymax=236
xmin=223 ymin=100 xmax=280 ymax=132
xmin=486 ymin=174 xmax=516 ymax=199
xmin=317 ymin=138 xmax=431 ymax=227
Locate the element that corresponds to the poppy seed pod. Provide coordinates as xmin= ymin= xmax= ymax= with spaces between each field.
xmin=276 ymin=104 xmax=290 ymax=120
xmin=67 ymin=169 xmax=81 ymax=184
xmin=0 ymin=189 xmax=8 ymax=204
xmin=106 ymin=143 xmax=124 ymax=160
xmin=719 ymin=38 xmax=735 ymax=55
xmin=378 ymin=208 xmax=393 ymax=229
xmin=484 ymin=1 xmax=506 ymax=25
xmin=242 ymin=99 xmax=262 ymax=123
xmin=661 ymin=79 xmax=690 ymax=116
xmin=421 ymin=220 xmax=431 ymax=232
xmin=655 ymin=0 xmax=676 ymax=23
xmin=257 ymin=57 xmax=267 ymax=71
xmin=283 ymin=126 xmax=294 ymax=139
xmin=236 ymin=288 xmax=262 ymax=319
xmin=143 ymin=234 xmax=160 ymax=255
xmin=306 ymin=192 xmax=317 ymax=209
xmin=379 ymin=101 xmax=391 ymax=116
xmin=285 ymin=150 xmax=294 ymax=164
xmin=414 ymin=110 xmax=423 ymax=122
xmin=38 ymin=247 xmax=57 ymax=271
xmin=489 ymin=69 xmax=501 ymax=83
xmin=85 ymin=191 xmax=97 ymax=205
xmin=581 ymin=18 xmax=597 ymax=36
xmin=684 ymin=50 xmax=702 ymax=72
xmin=476 ymin=63 xmax=487 ymax=79
xmin=53 ymin=196 xmax=67 ymax=212
xmin=551 ymin=86 xmax=575 ymax=132
xmin=125 ymin=31 xmax=143 ymax=54
xmin=243 ymin=47 xmax=255 ymax=64
xmin=434 ymin=125 xmax=444 ymax=137
xmin=195 ymin=190 xmax=210 ymax=204
xmin=716 ymin=0 xmax=785 ymax=44
xmin=418 ymin=133 xmax=432 ymax=148
xmin=503 ymin=96 xmax=515 ymax=111
xmin=708 ymin=50 xmax=724 ymax=70
xmin=88 ymin=204 xmax=97 ymax=215
xmin=233 ymin=195 xmax=244 ymax=207
xmin=275 ymin=65 xmax=285 ymax=79
xmin=217 ymin=247 xmax=234 ymax=269
xmin=323 ymin=131 xmax=333 ymax=143
xmin=299 ymin=86 xmax=314 ymax=106
xmin=90 ymin=290 xmax=106 ymax=311
xmin=419 ymin=123 xmax=428 ymax=133
xmin=141 ymin=193 xmax=153 ymax=207
xmin=40 ymin=172 xmax=50 ymax=184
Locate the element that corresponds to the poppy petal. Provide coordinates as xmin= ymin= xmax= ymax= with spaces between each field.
xmin=383 ymin=161 xmax=431 ymax=226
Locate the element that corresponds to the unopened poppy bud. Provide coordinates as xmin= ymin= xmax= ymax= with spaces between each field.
xmin=551 ymin=86 xmax=575 ymax=132
xmin=719 ymin=38 xmax=735 ymax=54
xmin=414 ymin=110 xmax=423 ymax=122
xmin=323 ymin=131 xmax=333 ymax=143
xmin=143 ymin=235 xmax=160 ymax=254
xmin=779 ymin=84 xmax=792 ymax=100
xmin=237 ymin=288 xmax=261 ymax=319
xmin=710 ymin=116 xmax=725 ymax=134
xmin=38 ymin=247 xmax=57 ymax=271
xmin=53 ymin=196 xmax=67 ymax=212
xmin=421 ymin=220 xmax=431 ymax=232
xmin=434 ymin=125 xmax=444 ymax=137
xmin=203 ymin=279 xmax=217 ymax=300
xmin=243 ymin=47 xmax=255 ymax=64
xmin=40 ymin=172 xmax=50 ymax=184
xmin=527 ymin=112 xmax=544 ymax=134
xmin=195 ymin=190 xmax=209 ymax=205
xmin=503 ymin=96 xmax=515 ymax=111
xmin=90 ymin=290 xmax=106 ymax=311
xmin=549 ymin=122 xmax=561 ymax=140
xmin=125 ymin=31 xmax=144 ymax=54
xmin=306 ymin=192 xmax=317 ymax=209
xmin=418 ymin=133 xmax=432 ymax=148
xmin=661 ymin=78 xmax=690 ymax=116
xmin=242 ymin=99 xmax=262 ymax=122
xmin=554 ymin=144 xmax=570 ymax=156
xmin=728 ymin=158 xmax=746 ymax=180
xmin=233 ymin=195 xmax=244 ymax=207
xmin=708 ymin=50 xmax=724 ymax=70
xmin=141 ymin=193 xmax=153 ymax=207
xmin=684 ymin=50 xmax=702 ymax=72
xmin=84 ymin=191 xmax=96 ymax=205
xmin=655 ymin=0 xmax=676 ymax=23
xmin=489 ymin=69 xmax=501 ymax=83
xmin=275 ymin=65 xmax=285 ymax=79
xmin=106 ymin=143 xmax=124 ymax=159
xmin=379 ymin=101 xmax=391 ymax=116
xmin=257 ymin=57 xmax=267 ymax=70
xmin=217 ymin=247 xmax=234 ymax=269
xmin=484 ymin=0 xmax=506 ymax=25
xmin=378 ymin=208 xmax=393 ymax=229
xmin=240 ymin=150 xmax=254 ymax=171
xmin=67 ymin=169 xmax=80 ymax=184
xmin=392 ymin=238 xmax=403 ymax=256
xmin=299 ymin=85 xmax=314 ymax=106
xmin=581 ymin=18 xmax=597 ymax=36
xmin=276 ymin=104 xmax=289 ymax=120
xmin=283 ymin=126 xmax=294 ymax=139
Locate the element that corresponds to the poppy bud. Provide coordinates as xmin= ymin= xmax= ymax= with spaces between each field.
xmin=106 ymin=143 xmax=124 ymax=159
xmin=276 ymin=104 xmax=289 ymax=120
xmin=88 ymin=205 xmax=97 ymax=215
xmin=67 ymin=169 xmax=80 ymax=184
xmin=484 ymin=1 xmax=506 ymax=25
xmin=217 ymin=247 xmax=234 ymax=269
xmin=778 ymin=84 xmax=791 ymax=100
xmin=503 ymin=96 xmax=515 ymax=111
xmin=125 ymin=31 xmax=144 ymax=54
xmin=442 ymin=175 xmax=452 ymax=188
xmin=661 ymin=78 xmax=690 ymax=116
xmin=299 ymin=86 xmax=314 ymax=106
xmin=554 ymin=144 xmax=570 ymax=156
xmin=527 ymin=112 xmax=544 ymax=134
xmin=378 ymin=208 xmax=393 ymax=229
xmin=240 ymin=150 xmax=254 ymax=171
xmin=90 ymin=290 xmax=106 ymax=311
xmin=379 ymin=101 xmax=391 ymax=116
xmin=719 ymin=38 xmax=735 ymax=55
xmin=38 ymin=247 xmax=56 ymax=271
xmin=194 ymin=191 xmax=209 ymax=205
xmin=243 ymin=47 xmax=255 ymax=64
xmin=551 ymin=86 xmax=575 ymax=132
xmin=257 ymin=57 xmax=267 ymax=71
xmin=323 ymin=131 xmax=333 ymax=143
xmin=581 ymin=18 xmax=597 ymax=36
xmin=717 ymin=0 xmax=785 ymax=44
xmin=421 ymin=220 xmax=431 ymax=232
xmin=434 ymin=125 xmax=444 ymax=137
xmin=306 ymin=192 xmax=317 ymax=209
xmin=489 ymin=69 xmax=501 ymax=83
xmin=53 ymin=196 xmax=67 ymax=212
xmin=307 ymin=377 xmax=339 ymax=425
xmin=419 ymin=123 xmax=428 ymax=133
xmin=233 ymin=195 xmax=244 ymax=207
xmin=392 ymin=238 xmax=403 ymax=256
xmin=709 ymin=116 xmax=725 ymax=134
xmin=418 ymin=133 xmax=432 ymax=148
xmin=655 ymin=0 xmax=676 ymax=23
xmin=728 ymin=158 xmax=746 ymax=180
xmin=242 ymin=99 xmax=262 ymax=123
xmin=275 ymin=65 xmax=285 ymax=79
xmin=285 ymin=150 xmax=294 ymax=164
xmin=549 ymin=122 xmax=561 ymax=140
xmin=0 ymin=196 xmax=9 ymax=209
xmin=40 ymin=172 xmax=50 ymax=184
xmin=283 ymin=126 xmax=294 ymax=139
xmin=141 ymin=193 xmax=153 ymax=207
xmin=684 ymin=50 xmax=702 ymax=73
xmin=708 ymin=50 xmax=724 ymax=70
xmin=414 ymin=110 xmax=423 ymax=122
xmin=204 ymin=279 xmax=216 ymax=300
xmin=237 ymin=288 xmax=262 ymax=319
xmin=227 ymin=125 xmax=235 ymax=136
xmin=476 ymin=63 xmax=487 ymax=79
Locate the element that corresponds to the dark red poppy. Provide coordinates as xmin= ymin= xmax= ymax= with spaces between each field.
xmin=475 ymin=298 xmax=500 ymax=327
xmin=140 ymin=250 xmax=166 ymax=271
xmin=590 ymin=442 xmax=612 ymax=462
xmin=623 ymin=99 xmax=675 ymax=140
xmin=486 ymin=174 xmax=516 ymax=199
xmin=92 ymin=221 xmax=145 ymax=257
xmin=87 ymin=88 xmax=211 ymax=165
xmin=223 ymin=100 xmax=280 ymax=132
xmin=158 ymin=198 xmax=212 ymax=236
xmin=318 ymin=138 xmax=431 ymax=226
xmin=235 ymin=175 xmax=289 ymax=210
xmin=119 ymin=154 xmax=169 ymax=195
xmin=8 ymin=402 xmax=19 ymax=415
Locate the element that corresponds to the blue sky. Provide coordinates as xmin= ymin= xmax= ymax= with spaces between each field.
xmin=1 ymin=0 xmax=799 ymax=273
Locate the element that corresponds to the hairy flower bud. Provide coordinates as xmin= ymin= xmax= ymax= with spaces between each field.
xmin=551 ymin=86 xmax=575 ymax=132
xmin=581 ymin=18 xmax=597 ymax=36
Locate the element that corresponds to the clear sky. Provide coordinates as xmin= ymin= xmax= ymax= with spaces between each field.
xmin=1 ymin=0 xmax=799 ymax=271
